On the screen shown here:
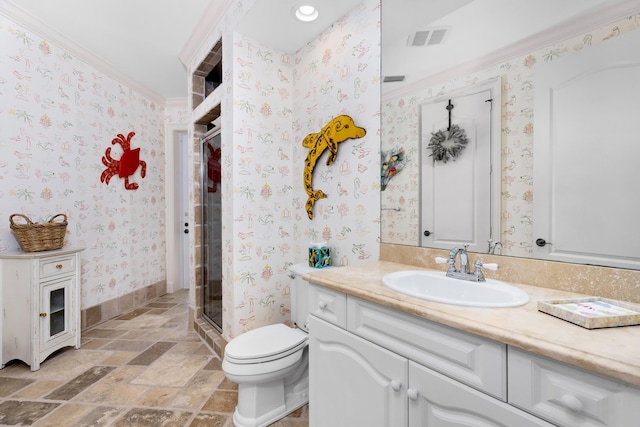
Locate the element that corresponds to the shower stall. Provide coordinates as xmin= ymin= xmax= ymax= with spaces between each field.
xmin=201 ymin=128 xmax=222 ymax=331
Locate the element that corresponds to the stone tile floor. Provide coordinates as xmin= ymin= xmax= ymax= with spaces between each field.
xmin=0 ymin=290 xmax=309 ymax=426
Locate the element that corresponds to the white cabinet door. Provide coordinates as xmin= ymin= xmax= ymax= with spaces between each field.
xmin=40 ymin=276 xmax=75 ymax=353
xmin=348 ymin=296 xmax=507 ymax=400
xmin=309 ymin=316 xmax=407 ymax=427
xmin=509 ymin=348 xmax=640 ymax=427
xmin=409 ymin=361 xmax=553 ymax=427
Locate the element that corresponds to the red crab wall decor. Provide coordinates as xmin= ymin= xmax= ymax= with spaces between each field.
xmin=207 ymin=142 xmax=221 ymax=193
xmin=100 ymin=131 xmax=146 ymax=190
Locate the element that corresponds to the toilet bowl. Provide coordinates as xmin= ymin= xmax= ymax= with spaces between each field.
xmin=222 ymin=263 xmax=317 ymax=427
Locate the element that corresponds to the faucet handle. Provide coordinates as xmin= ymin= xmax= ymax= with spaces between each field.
xmin=473 ymin=261 xmax=499 ymax=282
xmin=481 ymin=262 xmax=498 ymax=271
xmin=437 ymin=255 xmax=458 ymax=274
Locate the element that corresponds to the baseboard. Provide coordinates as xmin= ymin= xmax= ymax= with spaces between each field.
xmin=81 ymin=280 xmax=167 ymax=330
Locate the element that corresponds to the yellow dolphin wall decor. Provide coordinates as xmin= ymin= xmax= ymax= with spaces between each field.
xmin=302 ymin=115 xmax=367 ymax=219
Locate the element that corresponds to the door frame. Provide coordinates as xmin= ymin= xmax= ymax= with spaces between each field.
xmin=165 ymin=124 xmax=189 ymax=293
xmin=419 ymin=77 xmax=501 ymax=253
xmin=200 ymin=124 xmax=223 ymax=330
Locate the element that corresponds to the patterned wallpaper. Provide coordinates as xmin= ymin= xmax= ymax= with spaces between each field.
xmin=1 ymin=0 xmax=380 ymax=338
xmin=217 ymin=0 xmax=381 ymax=339
xmin=0 ymin=14 xmax=167 ymax=310
xmin=292 ymin=2 xmax=381 ymax=267
xmin=227 ymin=33 xmax=297 ymax=338
xmin=381 ymin=13 xmax=640 ymax=258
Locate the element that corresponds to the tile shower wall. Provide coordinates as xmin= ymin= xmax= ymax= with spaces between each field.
xmin=0 ymin=14 xmax=167 ymax=311
xmin=381 ymin=13 xmax=640 ymax=257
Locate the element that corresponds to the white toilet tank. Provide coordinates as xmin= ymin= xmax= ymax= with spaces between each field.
xmin=288 ymin=263 xmax=325 ymax=332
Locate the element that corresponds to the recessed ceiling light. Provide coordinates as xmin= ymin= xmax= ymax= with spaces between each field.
xmin=294 ymin=5 xmax=319 ymax=22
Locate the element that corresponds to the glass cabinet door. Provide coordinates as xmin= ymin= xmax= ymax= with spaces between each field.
xmin=49 ymin=287 xmax=66 ymax=336
xmin=40 ymin=278 xmax=74 ymax=350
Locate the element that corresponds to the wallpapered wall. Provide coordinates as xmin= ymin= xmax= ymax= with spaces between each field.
xmin=217 ymin=0 xmax=380 ymax=339
xmin=227 ymin=33 xmax=297 ymax=338
xmin=0 ymin=14 xmax=167 ymax=310
xmin=381 ymin=13 xmax=640 ymax=258
xmin=292 ymin=2 xmax=381 ymax=266
xmin=1 ymin=0 xmax=380 ymax=338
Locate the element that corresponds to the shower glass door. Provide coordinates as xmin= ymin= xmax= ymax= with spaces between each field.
xmin=201 ymin=130 xmax=222 ymax=331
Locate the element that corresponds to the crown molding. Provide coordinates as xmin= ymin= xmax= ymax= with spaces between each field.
xmin=383 ymin=0 xmax=640 ymax=101
xmin=0 ymin=0 xmax=165 ymax=105
xmin=179 ymin=0 xmax=234 ymax=69
xmin=165 ymin=98 xmax=188 ymax=109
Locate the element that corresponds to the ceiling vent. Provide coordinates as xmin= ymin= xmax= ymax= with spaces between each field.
xmin=383 ymin=75 xmax=405 ymax=83
xmin=407 ymin=27 xmax=450 ymax=47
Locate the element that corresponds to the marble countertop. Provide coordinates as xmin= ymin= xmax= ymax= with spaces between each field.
xmin=303 ymin=261 xmax=640 ymax=387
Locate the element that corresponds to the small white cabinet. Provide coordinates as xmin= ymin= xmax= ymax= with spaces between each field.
xmin=0 ymin=248 xmax=83 ymax=371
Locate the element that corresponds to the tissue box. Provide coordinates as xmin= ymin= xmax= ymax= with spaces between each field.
xmin=309 ymin=246 xmax=331 ymax=268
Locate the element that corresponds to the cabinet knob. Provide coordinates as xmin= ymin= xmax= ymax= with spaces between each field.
xmin=407 ymin=388 xmax=419 ymax=401
xmin=318 ymin=301 xmax=328 ymax=310
xmin=390 ymin=380 xmax=402 ymax=392
xmin=39 ymin=313 xmax=47 ymax=318
xmin=56 ymin=264 xmax=63 ymax=269
xmin=561 ymin=394 xmax=583 ymax=412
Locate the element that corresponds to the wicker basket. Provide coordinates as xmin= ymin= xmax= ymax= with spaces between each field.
xmin=10 ymin=213 xmax=68 ymax=252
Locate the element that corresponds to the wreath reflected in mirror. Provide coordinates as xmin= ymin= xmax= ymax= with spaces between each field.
xmin=381 ymin=147 xmax=407 ymax=191
xmin=427 ymin=124 xmax=468 ymax=163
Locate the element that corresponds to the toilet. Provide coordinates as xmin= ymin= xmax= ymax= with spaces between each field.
xmin=222 ymin=263 xmax=318 ymax=427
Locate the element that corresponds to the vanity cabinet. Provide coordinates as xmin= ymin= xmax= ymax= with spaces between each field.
xmin=409 ymin=361 xmax=551 ymax=426
xmin=0 ymin=248 xmax=82 ymax=371
xmin=309 ymin=316 xmax=407 ymax=426
xmin=308 ymin=282 xmax=640 ymax=426
xmin=308 ymin=283 xmax=552 ymax=426
xmin=508 ymin=347 xmax=640 ymax=427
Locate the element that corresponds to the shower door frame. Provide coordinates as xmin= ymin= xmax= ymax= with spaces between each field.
xmin=200 ymin=127 xmax=223 ymax=332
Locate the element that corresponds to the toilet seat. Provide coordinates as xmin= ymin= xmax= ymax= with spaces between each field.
xmin=224 ymin=323 xmax=308 ymax=364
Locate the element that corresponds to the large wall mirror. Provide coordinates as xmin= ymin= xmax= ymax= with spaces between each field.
xmin=380 ymin=0 xmax=640 ymax=270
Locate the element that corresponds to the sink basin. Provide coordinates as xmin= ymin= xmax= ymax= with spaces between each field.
xmin=382 ymin=270 xmax=529 ymax=307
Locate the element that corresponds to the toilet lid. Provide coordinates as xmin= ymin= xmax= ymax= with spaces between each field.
xmin=225 ymin=323 xmax=308 ymax=363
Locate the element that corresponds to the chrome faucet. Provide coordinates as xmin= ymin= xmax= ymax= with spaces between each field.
xmin=448 ymin=245 xmax=470 ymax=275
xmin=487 ymin=240 xmax=503 ymax=255
xmin=440 ymin=245 xmax=498 ymax=282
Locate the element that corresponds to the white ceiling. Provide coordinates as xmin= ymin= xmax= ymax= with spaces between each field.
xmin=236 ymin=0 xmax=364 ymax=53
xmin=3 ymin=0 xmax=214 ymax=99
xmin=3 ymin=0 xmax=637 ymax=100
xmin=3 ymin=0 xmax=364 ymax=100
xmin=382 ymin=0 xmax=637 ymax=96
